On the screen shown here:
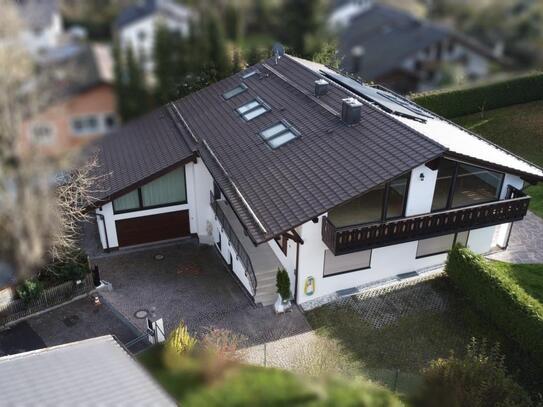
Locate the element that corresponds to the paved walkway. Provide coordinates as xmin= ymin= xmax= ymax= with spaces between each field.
xmin=0 ymin=298 xmax=143 ymax=356
xmin=488 ymin=211 xmax=543 ymax=263
xmin=91 ymin=240 xmax=312 ymax=347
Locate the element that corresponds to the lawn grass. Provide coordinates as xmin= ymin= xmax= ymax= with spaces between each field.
xmin=305 ymin=277 xmax=543 ymax=396
xmin=452 ymin=100 xmax=543 ymax=217
xmin=491 ymin=261 xmax=543 ymax=304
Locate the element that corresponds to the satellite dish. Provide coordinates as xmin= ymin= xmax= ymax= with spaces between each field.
xmin=272 ymin=42 xmax=285 ymax=64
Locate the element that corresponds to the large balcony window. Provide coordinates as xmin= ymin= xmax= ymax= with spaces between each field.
xmin=431 ymin=159 xmax=504 ymax=211
xmin=328 ymin=173 xmax=410 ymax=227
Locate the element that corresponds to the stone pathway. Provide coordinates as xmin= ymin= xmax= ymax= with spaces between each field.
xmin=488 ymin=211 xmax=543 ymax=263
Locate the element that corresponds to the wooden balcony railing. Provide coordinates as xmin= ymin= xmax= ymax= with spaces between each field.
xmin=322 ymin=186 xmax=530 ymax=256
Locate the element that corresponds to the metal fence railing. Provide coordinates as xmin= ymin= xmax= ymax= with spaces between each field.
xmin=0 ymin=273 xmax=95 ymax=326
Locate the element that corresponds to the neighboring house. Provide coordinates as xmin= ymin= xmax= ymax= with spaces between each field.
xmin=20 ymin=43 xmax=118 ymax=155
xmin=0 ymin=262 xmax=16 ymax=308
xmin=14 ymin=0 xmax=63 ymax=55
xmin=115 ymin=0 xmax=193 ymax=75
xmin=89 ymin=55 xmax=543 ymax=307
xmin=0 ymin=336 xmax=176 ymax=405
xmin=334 ymin=2 xmax=506 ymax=94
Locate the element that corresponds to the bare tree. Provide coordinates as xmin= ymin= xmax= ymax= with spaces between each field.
xmin=0 ymin=3 xmax=102 ymax=280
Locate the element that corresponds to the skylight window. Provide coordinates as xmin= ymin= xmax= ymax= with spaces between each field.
xmin=260 ymin=121 xmax=300 ymax=149
xmin=236 ymin=98 xmax=270 ymax=121
xmin=223 ymin=83 xmax=248 ymax=100
xmin=242 ymin=70 xmax=259 ymax=79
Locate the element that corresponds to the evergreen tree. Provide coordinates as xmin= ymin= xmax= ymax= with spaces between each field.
xmin=246 ymin=43 xmax=263 ymax=66
xmin=280 ymin=0 xmax=325 ymax=57
xmin=124 ymin=46 xmax=149 ymax=120
xmin=224 ymin=3 xmax=241 ymax=42
xmin=112 ymin=40 xmax=129 ymax=122
xmin=153 ymin=24 xmax=176 ymax=105
xmin=205 ymin=14 xmax=231 ymax=81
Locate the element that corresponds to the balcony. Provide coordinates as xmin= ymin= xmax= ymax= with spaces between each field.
xmin=322 ymin=186 xmax=530 ymax=255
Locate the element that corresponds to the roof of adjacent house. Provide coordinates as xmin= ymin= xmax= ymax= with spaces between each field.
xmin=115 ymin=0 xmax=192 ymax=29
xmin=92 ymin=54 xmax=543 ymax=245
xmin=338 ymin=3 xmax=502 ymax=80
xmin=0 ymin=335 xmax=176 ymax=406
xmin=14 ymin=0 xmax=59 ymax=31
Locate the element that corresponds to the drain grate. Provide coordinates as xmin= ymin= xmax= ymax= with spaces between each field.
xmin=134 ymin=309 xmax=149 ymax=319
xmin=62 ymin=315 xmax=79 ymax=327
xmin=154 ymin=254 xmax=164 ymax=261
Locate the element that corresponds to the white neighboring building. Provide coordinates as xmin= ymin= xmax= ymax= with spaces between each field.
xmin=115 ymin=0 xmax=193 ymax=74
xmin=90 ymin=55 xmax=543 ymax=307
xmin=14 ymin=0 xmax=63 ymax=55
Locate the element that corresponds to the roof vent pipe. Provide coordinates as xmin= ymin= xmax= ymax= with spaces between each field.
xmin=314 ymin=79 xmax=329 ymax=96
xmin=341 ymin=97 xmax=362 ymax=125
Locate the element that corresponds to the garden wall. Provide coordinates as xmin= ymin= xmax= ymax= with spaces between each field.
xmin=411 ymin=72 xmax=543 ymax=118
xmin=445 ymin=246 xmax=543 ymax=367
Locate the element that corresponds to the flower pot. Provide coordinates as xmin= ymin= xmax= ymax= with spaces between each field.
xmin=274 ymin=294 xmax=291 ymax=314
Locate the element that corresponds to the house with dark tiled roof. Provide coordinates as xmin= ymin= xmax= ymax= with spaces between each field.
xmin=90 ymin=54 xmax=542 ymax=306
xmin=333 ymin=1 xmax=507 ymax=94
xmin=114 ymin=0 xmax=193 ymax=75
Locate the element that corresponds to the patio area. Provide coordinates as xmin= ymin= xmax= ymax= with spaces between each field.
xmin=90 ymin=239 xmax=312 ymax=347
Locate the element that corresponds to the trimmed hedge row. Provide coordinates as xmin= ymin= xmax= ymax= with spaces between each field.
xmin=411 ymin=72 xmax=543 ymax=118
xmin=445 ymin=245 xmax=543 ymax=367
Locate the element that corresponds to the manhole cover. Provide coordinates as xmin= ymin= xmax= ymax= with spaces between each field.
xmin=63 ymin=315 xmax=79 ymax=327
xmin=134 ymin=309 xmax=149 ymax=319
xmin=154 ymin=254 xmax=164 ymax=261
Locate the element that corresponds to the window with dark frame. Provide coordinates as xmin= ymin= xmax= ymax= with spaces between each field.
xmin=236 ymin=98 xmax=270 ymax=121
xmin=323 ymin=249 xmax=372 ymax=277
xmin=430 ymin=159 xmax=504 ymax=212
xmin=260 ymin=121 xmax=301 ymax=149
xmin=416 ymin=231 xmax=470 ymax=258
xmin=222 ymin=83 xmax=248 ymax=100
xmin=112 ymin=167 xmax=187 ymax=214
xmin=328 ymin=172 xmax=410 ymax=228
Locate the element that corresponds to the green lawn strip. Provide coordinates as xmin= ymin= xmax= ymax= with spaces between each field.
xmin=452 ymin=100 xmax=543 ymax=218
xmin=490 ymin=261 xmax=543 ymax=305
xmin=138 ymin=346 xmax=402 ymax=406
xmin=305 ymin=277 xmax=543 ymax=395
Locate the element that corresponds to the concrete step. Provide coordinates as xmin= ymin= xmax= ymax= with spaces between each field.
xmin=255 ymin=292 xmax=277 ymax=306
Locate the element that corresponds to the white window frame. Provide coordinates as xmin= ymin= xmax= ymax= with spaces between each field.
xmin=29 ymin=122 xmax=55 ymax=145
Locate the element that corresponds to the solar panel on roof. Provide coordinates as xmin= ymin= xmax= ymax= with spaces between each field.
xmin=321 ymin=71 xmax=431 ymax=122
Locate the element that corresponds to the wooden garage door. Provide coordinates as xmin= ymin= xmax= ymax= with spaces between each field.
xmin=116 ymin=211 xmax=190 ymax=247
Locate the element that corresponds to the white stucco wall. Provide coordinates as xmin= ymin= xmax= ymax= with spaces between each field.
xmin=21 ymin=12 xmax=62 ymax=55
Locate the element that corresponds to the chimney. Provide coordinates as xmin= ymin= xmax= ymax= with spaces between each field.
xmin=341 ymin=98 xmax=362 ymax=125
xmin=314 ymin=79 xmax=329 ymax=96
xmin=351 ymin=46 xmax=365 ymax=74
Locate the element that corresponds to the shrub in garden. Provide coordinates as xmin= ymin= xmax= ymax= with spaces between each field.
xmin=16 ymin=279 xmax=43 ymax=303
xmin=163 ymin=322 xmax=197 ymax=371
xmin=276 ymin=267 xmax=291 ymax=301
xmin=199 ymin=327 xmax=246 ymax=383
xmin=413 ymin=338 xmax=533 ymax=407
xmin=445 ymin=245 xmax=543 ymax=368
xmin=45 ymin=248 xmax=89 ymax=282
xmin=411 ymin=72 xmax=543 ymax=118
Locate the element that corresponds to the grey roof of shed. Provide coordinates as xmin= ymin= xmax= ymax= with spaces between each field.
xmin=338 ymin=4 xmax=500 ymax=80
xmin=92 ymin=106 xmax=194 ymax=201
xmin=0 ymin=335 xmax=176 ymax=406
xmin=172 ymin=55 xmax=445 ymax=243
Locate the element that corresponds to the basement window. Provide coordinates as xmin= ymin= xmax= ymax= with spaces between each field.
xmin=222 ymin=83 xmax=248 ymax=100
xmin=260 ymin=121 xmax=300 ymax=149
xmin=236 ymin=98 xmax=270 ymax=121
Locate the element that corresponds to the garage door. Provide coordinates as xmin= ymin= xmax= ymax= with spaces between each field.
xmin=116 ymin=210 xmax=190 ymax=247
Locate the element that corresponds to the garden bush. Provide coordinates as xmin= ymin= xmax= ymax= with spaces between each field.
xmin=163 ymin=322 xmax=197 ymax=371
xmin=16 ymin=279 xmax=43 ymax=304
xmin=414 ymin=338 xmax=533 ymax=407
xmin=411 ymin=72 xmax=543 ymax=118
xmin=445 ymin=245 xmax=543 ymax=368
xmin=45 ymin=249 xmax=89 ymax=282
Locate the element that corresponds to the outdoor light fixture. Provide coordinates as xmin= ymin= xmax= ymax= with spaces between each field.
xmin=419 ymin=173 xmax=425 ymax=181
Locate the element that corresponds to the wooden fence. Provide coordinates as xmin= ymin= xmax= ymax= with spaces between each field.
xmin=0 ymin=273 xmax=95 ymax=326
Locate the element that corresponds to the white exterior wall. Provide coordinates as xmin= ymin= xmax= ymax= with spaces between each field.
xmin=21 ymin=13 xmax=62 ymax=55
xmin=295 ymin=165 xmax=518 ymax=304
xmin=118 ymin=8 xmax=190 ymax=74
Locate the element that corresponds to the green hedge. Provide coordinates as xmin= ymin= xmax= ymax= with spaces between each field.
xmin=445 ymin=246 xmax=543 ymax=367
xmin=411 ymin=72 xmax=543 ymax=118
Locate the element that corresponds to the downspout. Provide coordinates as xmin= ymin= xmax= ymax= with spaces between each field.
xmin=95 ymin=213 xmax=110 ymax=252
xmin=294 ymin=240 xmax=300 ymax=304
